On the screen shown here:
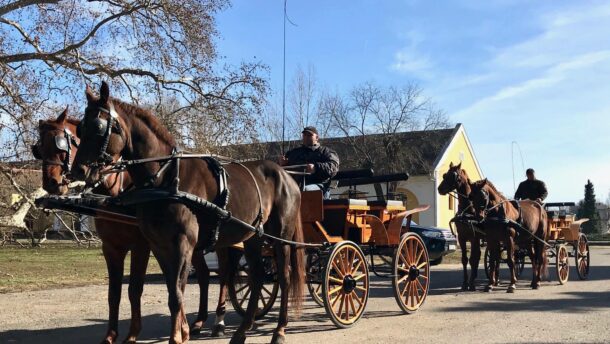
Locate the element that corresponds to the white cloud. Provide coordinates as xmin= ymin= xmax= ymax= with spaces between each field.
xmin=390 ymin=30 xmax=433 ymax=78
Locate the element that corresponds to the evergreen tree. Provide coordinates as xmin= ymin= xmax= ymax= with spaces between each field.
xmin=576 ymin=180 xmax=601 ymax=234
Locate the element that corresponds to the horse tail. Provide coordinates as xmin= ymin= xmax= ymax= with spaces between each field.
xmin=290 ymin=208 xmax=306 ymax=315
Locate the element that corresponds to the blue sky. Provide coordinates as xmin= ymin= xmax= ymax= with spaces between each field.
xmin=216 ymin=0 xmax=610 ymax=202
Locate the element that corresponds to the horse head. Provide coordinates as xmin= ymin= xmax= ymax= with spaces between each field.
xmin=71 ymin=82 xmax=126 ymax=185
xmin=32 ymin=108 xmax=80 ymax=195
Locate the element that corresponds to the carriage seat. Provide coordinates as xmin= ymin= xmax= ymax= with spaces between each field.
xmin=323 ymin=198 xmax=368 ymax=207
xmin=546 ymin=210 xmax=559 ymax=220
xmin=368 ymin=200 xmax=404 ymax=208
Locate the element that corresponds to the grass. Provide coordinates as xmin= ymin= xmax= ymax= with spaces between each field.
xmin=0 ymin=245 xmax=161 ymax=294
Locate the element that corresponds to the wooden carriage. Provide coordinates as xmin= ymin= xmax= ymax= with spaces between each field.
xmin=230 ymin=170 xmax=431 ymax=328
xmin=482 ymin=201 xmax=590 ymax=285
xmin=544 ymin=202 xmax=590 ymax=284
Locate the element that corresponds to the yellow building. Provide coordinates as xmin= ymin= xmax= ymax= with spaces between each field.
xmin=329 ymin=123 xmax=484 ymax=229
xmin=419 ymin=123 xmax=483 ymax=229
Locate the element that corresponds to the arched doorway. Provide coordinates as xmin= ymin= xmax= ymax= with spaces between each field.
xmin=396 ymin=187 xmax=420 ymax=224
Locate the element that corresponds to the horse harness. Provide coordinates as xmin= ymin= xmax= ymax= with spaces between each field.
xmin=33 ymin=127 xmax=79 ymax=174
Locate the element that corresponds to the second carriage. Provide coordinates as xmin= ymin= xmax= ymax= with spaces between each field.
xmin=229 ymin=169 xmax=432 ymax=327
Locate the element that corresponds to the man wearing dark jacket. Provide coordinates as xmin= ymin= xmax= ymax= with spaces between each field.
xmin=514 ymin=168 xmax=548 ymax=203
xmin=279 ymin=126 xmax=339 ymax=197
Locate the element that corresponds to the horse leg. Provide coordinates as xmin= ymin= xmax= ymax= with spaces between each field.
xmin=271 ymin=243 xmax=290 ymax=344
xmin=505 ymin=234 xmax=517 ymax=293
xmin=212 ymin=248 xmax=240 ymax=337
xmin=533 ymin=240 xmax=545 ymax=289
xmin=101 ymin=243 xmax=128 ymax=344
xmin=230 ymin=238 xmax=264 ymax=344
xmin=458 ymin=233 xmax=469 ymax=291
xmin=527 ymin=243 xmax=538 ymax=289
xmin=189 ymin=248 xmax=209 ymax=335
xmin=468 ymin=238 xmax=481 ymax=291
xmin=485 ymin=241 xmax=499 ymax=292
xmin=152 ymin=234 xmax=193 ymax=344
xmin=124 ymin=241 xmax=150 ymax=344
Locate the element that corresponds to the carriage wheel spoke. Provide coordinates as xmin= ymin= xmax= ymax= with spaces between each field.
xmin=352 ymin=259 xmax=364 ymax=274
xmin=259 ymin=291 xmax=268 ymax=307
xmin=332 ymin=262 xmax=345 ymax=279
xmin=397 ymin=274 xmax=409 ymax=284
xmin=239 ymin=289 xmax=251 ymax=308
xmin=235 ymin=283 xmax=249 ymax=295
xmin=344 ymin=294 xmax=350 ymax=320
xmin=351 ymin=291 xmax=363 ymax=308
xmin=261 ymin=285 xmax=273 ymax=296
xmin=401 ymin=280 xmax=412 ymax=297
xmin=355 ymin=286 xmax=367 ymax=292
xmin=331 ymin=292 xmax=342 ymax=307
xmin=353 ymin=273 xmax=366 ymax=281
xmin=328 ymin=285 xmax=343 ymax=296
xmin=417 ymin=261 xmax=428 ymax=269
xmin=329 ymin=276 xmax=343 ymax=284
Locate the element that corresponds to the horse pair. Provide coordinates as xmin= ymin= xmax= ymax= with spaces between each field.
xmin=437 ymin=162 xmax=548 ymax=293
xmin=34 ymin=82 xmax=305 ymax=344
xmin=34 ymin=108 xmax=241 ymax=343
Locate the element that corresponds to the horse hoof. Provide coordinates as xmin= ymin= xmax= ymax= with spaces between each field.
xmin=229 ymin=334 xmax=246 ymax=344
xmin=468 ymin=285 xmax=476 ymax=292
xmin=122 ymin=339 xmax=136 ymax=344
xmin=507 ymin=285 xmax=516 ymax=293
xmin=271 ymin=333 xmax=286 ymax=344
xmin=189 ymin=323 xmax=203 ymax=335
xmin=484 ymin=286 xmax=492 ymax=293
xmin=211 ymin=324 xmax=226 ymax=337
xmin=461 ymin=284 xmax=468 ymax=291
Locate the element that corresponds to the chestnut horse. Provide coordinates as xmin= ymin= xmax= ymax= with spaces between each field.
xmin=437 ymin=162 xmax=483 ymax=291
xmin=469 ymin=179 xmax=548 ymax=293
xmin=33 ymin=109 xmax=150 ymax=343
xmin=71 ymin=82 xmax=305 ymax=344
xmin=33 ymin=109 xmax=235 ymax=343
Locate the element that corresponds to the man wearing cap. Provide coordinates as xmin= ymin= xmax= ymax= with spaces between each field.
xmin=279 ymin=126 xmax=339 ymax=198
xmin=514 ymin=168 xmax=548 ymax=204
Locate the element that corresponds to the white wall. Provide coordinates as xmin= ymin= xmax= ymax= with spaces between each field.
xmin=397 ymin=175 xmax=436 ymax=227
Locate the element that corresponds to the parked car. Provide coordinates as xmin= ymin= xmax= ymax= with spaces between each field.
xmin=403 ymin=219 xmax=457 ymax=265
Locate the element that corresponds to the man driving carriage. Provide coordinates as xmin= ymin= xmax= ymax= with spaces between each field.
xmin=279 ymin=126 xmax=339 ymax=198
xmin=514 ymin=168 xmax=548 ymax=204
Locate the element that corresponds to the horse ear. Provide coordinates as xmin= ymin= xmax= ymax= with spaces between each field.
xmin=449 ymin=162 xmax=454 ymax=168
xmin=100 ymin=81 xmax=110 ymax=103
xmin=56 ymin=107 xmax=68 ymax=124
xmin=457 ymin=162 xmax=462 ymax=169
xmin=85 ymin=85 xmax=96 ymax=103
xmin=38 ymin=119 xmax=43 ymax=128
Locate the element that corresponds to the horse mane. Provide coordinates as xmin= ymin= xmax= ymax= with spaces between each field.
xmin=459 ymin=168 xmax=473 ymax=184
xmin=111 ymin=98 xmax=176 ymax=147
xmin=474 ymin=179 xmax=506 ymax=200
xmin=39 ymin=117 xmax=80 ymax=130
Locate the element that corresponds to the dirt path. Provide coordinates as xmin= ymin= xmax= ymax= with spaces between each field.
xmin=2 ymin=247 xmax=610 ymax=343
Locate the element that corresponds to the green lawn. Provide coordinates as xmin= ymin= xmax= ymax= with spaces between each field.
xmin=0 ymin=245 xmax=161 ymax=293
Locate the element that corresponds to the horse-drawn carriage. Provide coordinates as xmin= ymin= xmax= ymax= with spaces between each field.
xmin=481 ymin=202 xmax=590 ymax=285
xmin=36 ymin=163 xmax=431 ymax=329
xmin=227 ymin=169 xmax=431 ymax=327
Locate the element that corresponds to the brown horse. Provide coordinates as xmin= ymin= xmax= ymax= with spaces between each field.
xmin=469 ymin=179 xmax=548 ymax=293
xmin=437 ymin=162 xmax=483 ymax=291
xmin=33 ymin=109 xmax=234 ymax=343
xmin=71 ymin=82 xmax=305 ymax=344
xmin=33 ymin=109 xmax=150 ymax=344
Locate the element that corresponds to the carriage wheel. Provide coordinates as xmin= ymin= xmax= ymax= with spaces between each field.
xmin=575 ymin=233 xmax=590 ymax=280
xmin=555 ymin=245 xmax=569 ymax=285
xmin=392 ymin=233 xmax=430 ymax=313
xmin=484 ymin=246 xmax=503 ymax=280
xmin=306 ymin=252 xmax=324 ymax=307
xmin=228 ymin=256 xmax=279 ymax=320
xmin=322 ymin=241 xmax=369 ymax=328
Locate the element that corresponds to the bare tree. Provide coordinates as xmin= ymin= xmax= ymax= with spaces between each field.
xmin=319 ymin=82 xmax=451 ymax=174
xmin=0 ymin=0 xmax=269 ymax=161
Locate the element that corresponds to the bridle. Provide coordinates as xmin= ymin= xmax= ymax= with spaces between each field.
xmin=32 ymin=127 xmax=79 ymax=175
xmin=76 ymin=102 xmax=123 ymax=169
